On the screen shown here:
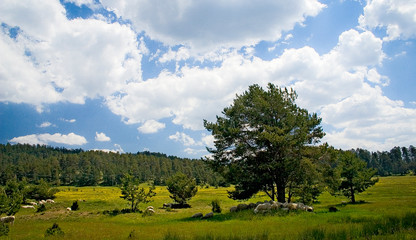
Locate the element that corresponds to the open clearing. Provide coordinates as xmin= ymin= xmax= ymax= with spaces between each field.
xmin=3 ymin=176 xmax=416 ymax=239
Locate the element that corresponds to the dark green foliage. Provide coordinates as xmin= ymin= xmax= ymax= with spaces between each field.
xmin=71 ymin=200 xmax=79 ymax=211
xmin=329 ymin=206 xmax=338 ymax=212
xmin=336 ymin=151 xmax=378 ymax=203
xmin=45 ymin=223 xmax=64 ymax=237
xmin=204 ymin=83 xmax=324 ymax=203
xmin=166 ymin=172 xmax=198 ymax=206
xmin=353 ymin=145 xmax=416 ymax=176
xmin=25 ymin=179 xmax=59 ymax=201
xmin=211 ymin=199 xmax=222 ymax=213
xmin=0 ymin=143 xmax=224 ymax=187
xmin=120 ymin=174 xmax=156 ymax=212
xmin=0 ymin=223 xmax=9 ymax=237
xmin=0 ymin=180 xmax=23 ymax=216
xmin=37 ymin=203 xmax=46 ymax=212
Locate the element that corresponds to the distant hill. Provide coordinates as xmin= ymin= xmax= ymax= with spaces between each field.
xmin=0 ymin=143 xmax=414 ymax=187
xmin=0 ymin=143 xmax=227 ymax=187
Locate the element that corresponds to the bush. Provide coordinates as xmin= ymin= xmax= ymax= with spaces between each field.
xmin=211 ymin=199 xmax=222 ymax=213
xmin=45 ymin=223 xmax=64 ymax=237
xmin=37 ymin=204 xmax=46 ymax=212
xmin=166 ymin=172 xmax=198 ymax=206
xmin=25 ymin=179 xmax=59 ymax=201
xmin=71 ymin=200 xmax=79 ymax=211
xmin=0 ymin=223 xmax=9 ymax=237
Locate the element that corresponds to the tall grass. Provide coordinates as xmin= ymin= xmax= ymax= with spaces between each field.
xmin=297 ymin=212 xmax=416 ymax=240
xmin=5 ymin=176 xmax=416 ymax=239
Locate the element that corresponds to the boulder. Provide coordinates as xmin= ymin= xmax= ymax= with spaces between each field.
xmin=254 ymin=203 xmax=271 ymax=214
xmin=248 ymin=203 xmax=257 ymax=209
xmin=202 ymin=212 xmax=214 ymax=219
xmin=191 ymin=213 xmax=203 ymax=218
xmin=237 ymin=203 xmax=248 ymax=211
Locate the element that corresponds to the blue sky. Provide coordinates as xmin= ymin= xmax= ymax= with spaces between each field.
xmin=1 ymin=0 xmax=415 ymax=158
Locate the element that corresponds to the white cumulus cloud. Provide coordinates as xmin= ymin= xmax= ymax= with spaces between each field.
xmin=9 ymin=132 xmax=87 ymax=145
xmin=107 ymin=27 xmax=416 ymax=151
xmin=100 ymin=0 xmax=325 ymax=53
xmin=0 ymin=0 xmax=143 ymax=109
xmin=95 ymin=132 xmax=111 ymax=142
xmin=169 ymin=132 xmax=199 ymax=146
xmin=359 ymin=0 xmax=416 ymax=41
xmin=138 ymin=120 xmax=166 ymax=134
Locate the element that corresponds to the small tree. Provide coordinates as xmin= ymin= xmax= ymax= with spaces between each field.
xmin=120 ymin=174 xmax=156 ymax=212
xmin=166 ymin=172 xmax=198 ymax=207
xmin=0 ymin=180 xmax=23 ymax=216
xmin=335 ymin=151 xmax=378 ymax=203
xmin=25 ymin=179 xmax=59 ymax=201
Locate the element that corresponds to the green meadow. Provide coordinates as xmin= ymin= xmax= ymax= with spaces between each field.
xmin=3 ymin=176 xmax=416 ymax=239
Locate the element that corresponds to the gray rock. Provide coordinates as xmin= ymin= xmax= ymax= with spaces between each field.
xmin=191 ymin=212 xmax=203 ymax=218
xmin=248 ymin=203 xmax=257 ymax=209
xmin=237 ymin=203 xmax=248 ymax=211
xmin=202 ymin=212 xmax=214 ymax=219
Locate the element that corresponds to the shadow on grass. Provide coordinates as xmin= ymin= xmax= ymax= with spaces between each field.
xmin=179 ymin=209 xmax=299 ymax=223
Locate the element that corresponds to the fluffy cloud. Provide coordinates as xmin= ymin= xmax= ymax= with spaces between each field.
xmin=359 ymin=0 xmax=416 ymax=40
xmin=169 ymin=132 xmax=199 ymax=146
xmin=322 ymin=85 xmax=416 ymax=151
xmin=107 ymin=30 xmax=386 ymax=129
xmin=137 ymin=120 xmax=166 ymax=134
xmin=101 ymin=0 xmax=325 ymax=53
xmin=95 ymin=132 xmax=111 ymax=142
xmin=108 ymin=27 xmax=416 ymax=151
xmin=0 ymin=0 xmax=142 ymax=109
xmin=9 ymin=133 xmax=87 ymax=145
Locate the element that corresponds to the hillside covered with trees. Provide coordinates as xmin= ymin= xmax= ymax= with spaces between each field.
xmin=0 ymin=143 xmax=226 ymax=187
xmin=0 ymin=143 xmax=415 ymax=188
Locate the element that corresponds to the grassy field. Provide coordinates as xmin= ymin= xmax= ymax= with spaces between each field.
xmin=2 ymin=176 xmax=416 ymax=239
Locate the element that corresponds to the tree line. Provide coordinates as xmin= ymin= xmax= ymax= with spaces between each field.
xmin=0 ymin=143 xmax=414 ymax=188
xmin=353 ymin=146 xmax=416 ymax=176
xmin=0 ymin=143 xmax=226 ymax=187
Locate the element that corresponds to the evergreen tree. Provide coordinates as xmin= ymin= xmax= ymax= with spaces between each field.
xmin=166 ymin=172 xmax=198 ymax=206
xmin=336 ymin=151 xmax=378 ymax=203
xmin=204 ymin=83 xmax=324 ymax=202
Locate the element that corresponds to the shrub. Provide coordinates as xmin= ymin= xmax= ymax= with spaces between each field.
xmin=211 ymin=199 xmax=222 ymax=213
xmin=37 ymin=204 xmax=46 ymax=213
xmin=71 ymin=200 xmax=79 ymax=211
xmin=329 ymin=206 xmax=338 ymax=212
xmin=166 ymin=172 xmax=198 ymax=207
xmin=0 ymin=223 xmax=9 ymax=237
xmin=45 ymin=223 xmax=64 ymax=237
